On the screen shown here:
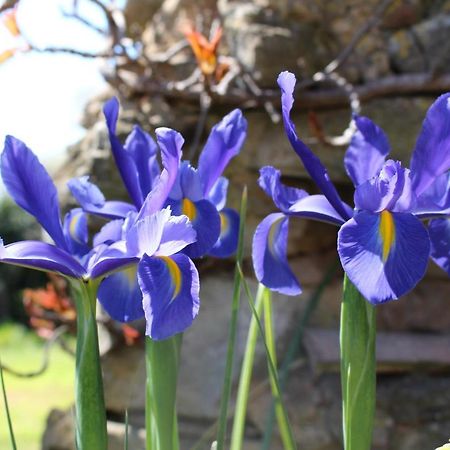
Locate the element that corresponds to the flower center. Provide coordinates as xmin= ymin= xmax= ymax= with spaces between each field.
xmin=379 ymin=210 xmax=396 ymax=261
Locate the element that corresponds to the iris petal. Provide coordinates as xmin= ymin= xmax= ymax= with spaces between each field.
xmin=1 ymin=136 xmax=67 ymax=250
xmin=277 ymin=72 xmax=350 ymax=222
xmin=252 ymin=213 xmax=301 ymax=296
xmin=136 ymin=128 xmax=183 ymax=219
xmin=93 ymin=219 xmax=124 ymax=247
xmin=411 ymin=93 xmax=450 ymax=196
xmin=198 ymin=109 xmax=247 ymax=196
xmin=139 ymin=253 xmax=200 ymax=340
xmin=0 ymin=239 xmax=85 ymax=278
xmin=337 ymin=211 xmax=430 ymax=304
xmin=344 ymin=115 xmax=390 ymax=186
xmin=258 ymin=166 xmax=308 ymax=213
xmin=68 ymin=177 xmax=137 ymax=219
xmin=209 ymin=207 xmax=240 ymax=257
xmin=288 ymin=194 xmax=351 ymax=225
xmin=429 ymin=218 xmax=450 ymax=275
xmin=170 ymin=199 xmax=221 ymax=258
xmin=124 ymin=125 xmax=159 ymax=198
xmin=207 ymin=177 xmax=229 ymax=210
xmin=63 ymin=208 xmax=89 ymax=257
xmin=98 ymin=268 xmax=144 ymax=322
xmin=156 ymin=214 xmax=197 ymax=256
xmin=103 ymin=98 xmax=144 ymax=208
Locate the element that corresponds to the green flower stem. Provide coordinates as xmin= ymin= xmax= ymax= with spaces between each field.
xmin=262 ymin=287 xmax=296 ymax=450
xmin=230 ymin=283 xmax=265 ymax=450
xmin=70 ymin=279 xmax=108 ymax=450
xmin=145 ymin=334 xmax=182 ymax=450
xmin=216 ymin=187 xmax=247 ymax=450
xmin=340 ymin=275 xmax=376 ymax=450
xmin=0 ymin=356 xmax=17 ymax=450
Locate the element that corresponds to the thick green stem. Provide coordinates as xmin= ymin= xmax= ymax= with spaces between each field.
xmin=340 ymin=275 xmax=376 ymax=450
xmin=71 ymin=279 xmax=107 ymax=450
xmin=229 ymin=284 xmax=265 ymax=450
xmin=145 ymin=334 xmax=182 ymax=450
xmin=263 ymin=288 xmax=296 ymax=450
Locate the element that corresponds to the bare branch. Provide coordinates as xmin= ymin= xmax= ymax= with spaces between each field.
xmin=61 ymin=9 xmax=107 ymax=35
xmin=324 ymin=0 xmax=395 ymax=74
xmin=0 ymin=326 xmax=71 ymax=378
xmin=147 ymin=40 xmax=189 ymax=63
xmin=31 ymin=46 xmax=113 ymax=58
xmin=187 ymin=91 xmax=211 ymax=160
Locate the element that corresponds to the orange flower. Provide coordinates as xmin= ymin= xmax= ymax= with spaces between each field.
xmin=2 ymin=8 xmax=20 ymax=37
xmin=184 ymin=26 xmax=223 ymax=76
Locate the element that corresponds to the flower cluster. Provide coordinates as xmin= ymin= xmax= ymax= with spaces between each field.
xmin=0 ymin=98 xmax=247 ymax=340
xmin=253 ymin=71 xmax=450 ymax=304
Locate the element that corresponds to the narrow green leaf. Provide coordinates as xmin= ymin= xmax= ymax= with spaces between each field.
xmin=230 ymin=283 xmax=265 ymax=450
xmin=340 ymin=274 xmax=376 ymax=450
xmin=124 ymin=409 xmax=129 ymax=450
xmin=216 ymin=186 xmax=247 ymax=450
xmin=236 ymin=272 xmax=297 ymax=450
xmin=262 ymin=260 xmax=339 ymax=449
xmin=0 ymin=356 xmax=17 ymax=450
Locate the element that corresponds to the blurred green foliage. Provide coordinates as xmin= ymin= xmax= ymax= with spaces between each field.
xmin=0 ymin=198 xmax=46 ymax=322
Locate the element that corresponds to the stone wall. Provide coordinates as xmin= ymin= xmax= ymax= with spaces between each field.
xmin=46 ymin=1 xmax=450 ymax=449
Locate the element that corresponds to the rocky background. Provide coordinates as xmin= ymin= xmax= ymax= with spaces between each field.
xmin=44 ymin=1 xmax=450 ymax=449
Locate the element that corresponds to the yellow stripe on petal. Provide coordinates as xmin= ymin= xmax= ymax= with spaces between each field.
xmin=268 ymin=217 xmax=283 ymax=255
xmin=220 ymin=211 xmax=229 ymax=236
xmin=182 ymin=198 xmax=197 ymax=221
xmin=69 ymin=213 xmax=83 ymax=244
xmin=379 ymin=210 xmax=396 ymax=261
xmin=159 ymin=256 xmax=182 ymax=300
xmin=124 ymin=266 xmax=137 ymax=286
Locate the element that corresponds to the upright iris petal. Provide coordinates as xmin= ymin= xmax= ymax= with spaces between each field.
xmin=1 ymin=136 xmax=68 ymax=250
xmin=429 ymin=218 xmax=450 ymax=275
xmin=410 ymin=93 xmax=450 ymax=195
xmin=344 ymin=115 xmax=390 ymax=186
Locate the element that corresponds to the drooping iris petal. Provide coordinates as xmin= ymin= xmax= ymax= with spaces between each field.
xmin=344 ymin=115 xmax=390 ymax=186
xmin=0 ymin=239 xmax=85 ymax=278
xmin=155 ymin=215 xmax=197 ymax=257
xmin=277 ymin=71 xmax=350 ymax=222
xmin=68 ymin=177 xmax=137 ymax=219
xmin=429 ymin=218 xmax=450 ymax=275
xmin=93 ymin=219 xmax=125 ymax=247
xmin=252 ymin=213 xmax=301 ymax=296
xmin=104 ymin=97 xmax=144 ymax=208
xmin=354 ymin=160 xmax=415 ymax=213
xmin=98 ymin=267 xmax=144 ymax=322
xmin=288 ymin=194 xmax=351 ymax=226
xmin=209 ymin=207 xmax=240 ymax=257
xmin=126 ymin=208 xmax=170 ymax=258
xmin=258 ymin=166 xmax=308 ymax=213
xmin=337 ymin=210 xmax=430 ymax=304
xmin=124 ymin=125 xmax=159 ymax=197
xmin=170 ymin=198 xmax=221 ymax=259
xmin=63 ymin=208 xmax=89 ymax=257
xmin=136 ymin=127 xmax=183 ymax=219
xmin=410 ymin=93 xmax=450 ymax=196
xmin=198 ymin=108 xmax=247 ymax=196
xmin=139 ymin=253 xmax=200 ymax=340
xmin=1 ymin=136 xmax=67 ymax=250
xmin=207 ymin=176 xmax=229 ymax=210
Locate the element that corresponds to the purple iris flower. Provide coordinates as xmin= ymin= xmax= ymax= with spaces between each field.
xmin=69 ymin=97 xmax=247 ymax=259
xmin=0 ymin=136 xmax=199 ymax=340
xmin=252 ymin=71 xmax=450 ymax=304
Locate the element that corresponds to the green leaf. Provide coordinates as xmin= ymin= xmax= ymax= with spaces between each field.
xmin=0 ymin=355 xmax=17 ymax=450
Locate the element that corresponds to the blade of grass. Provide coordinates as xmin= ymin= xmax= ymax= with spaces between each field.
xmin=216 ymin=187 xmax=248 ymax=450
xmin=235 ymin=267 xmax=297 ymax=450
xmin=261 ymin=260 xmax=339 ymax=449
xmin=0 ymin=356 xmax=17 ymax=450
